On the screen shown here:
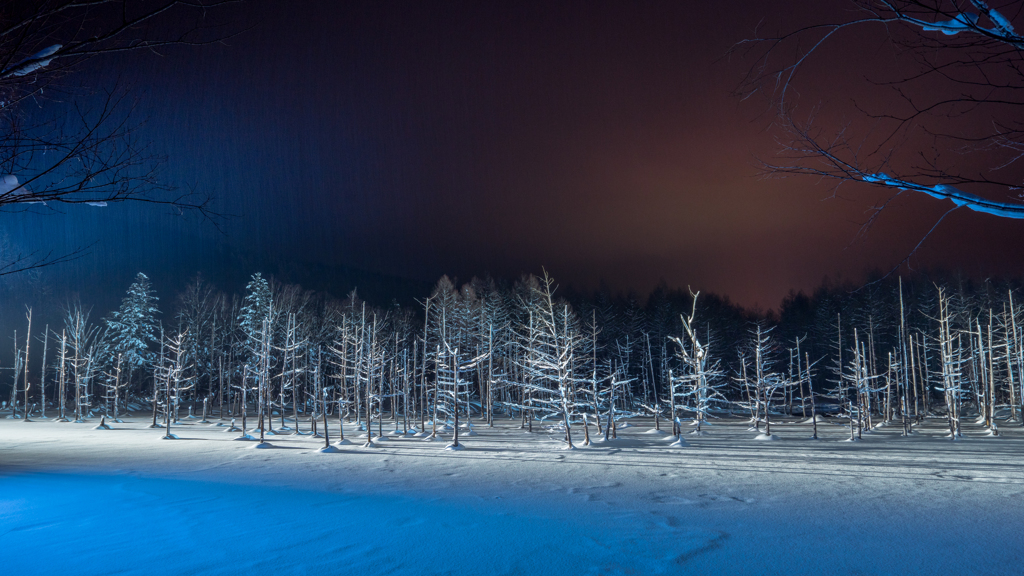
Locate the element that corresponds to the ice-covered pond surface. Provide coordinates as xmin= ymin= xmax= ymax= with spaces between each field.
xmin=2 ymin=415 xmax=1022 ymax=575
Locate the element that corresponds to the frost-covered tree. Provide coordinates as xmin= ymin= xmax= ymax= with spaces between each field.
xmin=99 ymin=353 xmax=127 ymax=424
xmin=176 ymin=274 xmax=220 ymax=406
xmin=601 ymin=353 xmax=636 ymax=441
xmin=745 ymin=323 xmax=790 ymax=439
xmin=234 ymin=273 xmax=274 ymax=430
xmin=238 ymin=273 xmax=272 ymax=351
xmin=934 ymin=286 xmax=967 ymax=439
xmin=516 ymin=271 xmax=585 ymax=449
xmin=424 ymin=276 xmax=459 ymax=439
xmin=1006 ymin=291 xmax=1024 ymax=425
xmin=106 ymin=272 xmax=159 ymax=390
xmin=669 ymin=290 xmax=724 ymax=438
xmin=361 ymin=312 xmax=388 ymax=446
xmin=62 ymin=301 xmax=107 ymax=423
xmin=472 ymin=277 xmax=510 ymax=427
xmin=157 ymin=329 xmax=193 ymax=440
xmin=844 ymin=328 xmax=876 ymax=440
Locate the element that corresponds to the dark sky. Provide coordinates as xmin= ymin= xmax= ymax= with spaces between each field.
xmin=7 ymin=0 xmax=1024 ymax=310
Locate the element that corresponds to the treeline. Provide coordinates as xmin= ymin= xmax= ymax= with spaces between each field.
xmin=3 ymin=269 xmax=1023 ymax=446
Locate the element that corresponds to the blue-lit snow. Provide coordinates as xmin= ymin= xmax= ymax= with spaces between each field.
xmin=2 ymin=473 xmax=722 ymax=576
xmin=2 ymin=416 xmax=1022 ymax=575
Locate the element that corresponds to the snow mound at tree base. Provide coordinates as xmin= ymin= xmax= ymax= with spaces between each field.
xmin=318 ymin=445 xmax=341 ymax=453
xmin=753 ymin=433 xmax=780 ymax=441
xmin=643 ymin=428 xmax=670 ymax=436
xmin=798 ymin=415 xmax=825 ymax=424
xmin=444 ymin=443 xmax=465 ymax=451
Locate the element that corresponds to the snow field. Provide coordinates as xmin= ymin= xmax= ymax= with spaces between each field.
xmin=2 ymin=413 xmax=1023 ymax=575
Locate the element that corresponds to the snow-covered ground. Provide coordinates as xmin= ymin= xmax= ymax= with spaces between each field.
xmin=2 ymin=412 xmax=1022 ymax=575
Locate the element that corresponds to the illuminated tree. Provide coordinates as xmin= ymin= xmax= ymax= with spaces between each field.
xmin=175 ymin=274 xmax=221 ymax=412
xmin=424 ymin=276 xmax=458 ymax=440
xmin=745 ymin=323 xmax=791 ymax=439
xmin=62 ymin=300 xmax=107 ymax=423
xmin=238 ymin=273 xmax=272 ymax=351
xmin=106 ymin=272 xmax=159 ymax=390
xmin=669 ymin=290 xmax=725 ymax=439
xmin=157 ymin=329 xmax=192 ymax=440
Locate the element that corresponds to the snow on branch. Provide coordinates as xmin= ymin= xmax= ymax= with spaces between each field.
xmin=912 ymin=11 xmax=981 ymax=35
xmin=860 ymin=172 xmax=1024 ymax=219
xmin=0 ymin=44 xmax=60 ymax=78
xmin=891 ymin=0 xmax=1023 ymax=47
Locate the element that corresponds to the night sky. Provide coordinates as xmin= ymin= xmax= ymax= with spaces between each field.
xmin=8 ymin=0 xmax=1024 ymax=310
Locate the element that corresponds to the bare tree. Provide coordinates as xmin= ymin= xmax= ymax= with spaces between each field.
xmin=60 ymin=300 xmax=106 ymax=423
xmin=158 ymin=329 xmax=191 ymax=440
xmin=516 ymin=271 xmax=583 ymax=450
xmin=669 ymin=290 xmax=725 ymax=439
xmin=175 ymin=274 xmax=220 ymax=414
xmin=746 ymin=323 xmax=791 ymax=439
xmin=0 ymin=1 xmax=244 ymax=274
xmin=738 ymin=1 xmax=1024 ymax=266
xmin=934 ymin=285 xmax=968 ymax=439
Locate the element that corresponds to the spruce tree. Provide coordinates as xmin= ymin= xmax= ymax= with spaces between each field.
xmin=239 ymin=273 xmax=272 ymax=347
xmin=237 ymin=273 xmax=273 ymax=430
xmin=106 ymin=272 xmax=160 ymax=387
